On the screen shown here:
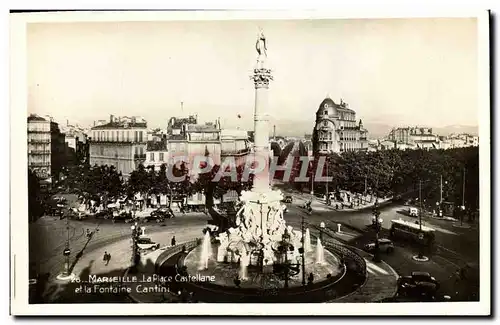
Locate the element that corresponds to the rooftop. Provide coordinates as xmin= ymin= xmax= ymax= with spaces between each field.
xmin=317 ymin=97 xmax=355 ymax=114
xmin=91 ymin=121 xmax=147 ymax=130
xmin=27 ymin=114 xmax=47 ymax=122
xmin=169 ymin=116 xmax=198 ymax=129
xmin=186 ymin=123 xmax=220 ymax=132
xmin=146 ymin=140 xmax=168 ymax=151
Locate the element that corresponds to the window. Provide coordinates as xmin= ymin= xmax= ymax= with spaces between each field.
xmin=139 ymin=147 xmax=143 ymax=155
xmin=323 ymin=121 xmax=328 ymax=127
xmin=106 ymin=131 xmax=109 ymax=141
xmin=159 ymin=152 xmax=164 ymax=161
xmin=324 ymin=110 xmax=328 ymax=115
xmin=134 ymin=131 xmax=138 ymax=142
xmin=150 ymin=153 xmax=155 ymax=161
xmin=121 ymin=131 xmax=124 ymax=142
xmin=135 ymin=147 xmax=138 ymax=155
xmin=139 ymin=131 xmax=143 ymax=142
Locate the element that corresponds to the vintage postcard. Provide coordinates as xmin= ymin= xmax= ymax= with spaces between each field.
xmin=10 ymin=9 xmax=491 ymax=316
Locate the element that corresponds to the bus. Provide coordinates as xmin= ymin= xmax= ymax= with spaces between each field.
xmin=390 ymin=218 xmax=436 ymax=247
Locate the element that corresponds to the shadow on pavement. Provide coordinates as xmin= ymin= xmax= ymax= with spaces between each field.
xmin=31 ymin=253 xmax=156 ymax=303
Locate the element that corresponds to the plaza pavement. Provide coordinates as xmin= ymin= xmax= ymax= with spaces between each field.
xmin=41 ymin=225 xmax=205 ymax=302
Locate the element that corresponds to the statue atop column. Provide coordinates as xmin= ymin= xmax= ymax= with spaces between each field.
xmin=255 ymin=29 xmax=267 ymax=59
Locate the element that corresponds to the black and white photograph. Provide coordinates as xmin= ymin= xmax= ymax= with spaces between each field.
xmin=9 ymin=9 xmax=491 ymax=316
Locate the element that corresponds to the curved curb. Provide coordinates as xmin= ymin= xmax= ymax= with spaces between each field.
xmin=412 ymin=255 xmax=430 ymax=262
xmin=126 ymin=241 xmax=363 ymax=303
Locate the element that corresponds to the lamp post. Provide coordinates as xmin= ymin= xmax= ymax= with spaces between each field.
xmin=130 ymin=221 xmax=140 ymax=269
xmin=300 ymin=214 xmax=306 ymax=286
xmin=417 ymin=180 xmax=425 ymax=260
xmin=63 ymin=212 xmax=71 ymax=276
xmin=282 ymin=229 xmax=291 ymax=289
xmin=372 ymin=199 xmax=382 ymax=263
xmin=63 ymin=247 xmax=71 ymax=276
xmin=319 ymin=222 xmax=325 ymax=242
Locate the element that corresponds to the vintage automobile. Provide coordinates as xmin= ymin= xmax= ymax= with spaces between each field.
xmin=112 ymin=211 xmax=135 ymax=223
xmin=143 ymin=208 xmax=173 ymax=223
xmin=364 ymin=238 xmax=395 ymax=254
xmin=397 ymin=271 xmax=440 ymax=299
xmin=136 ymin=237 xmax=160 ymax=251
xmin=282 ymin=195 xmax=293 ymax=203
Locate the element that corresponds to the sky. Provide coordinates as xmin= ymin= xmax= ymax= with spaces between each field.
xmin=27 ymin=17 xmax=479 ymax=132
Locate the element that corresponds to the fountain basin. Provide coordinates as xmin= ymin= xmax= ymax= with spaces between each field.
xmin=183 ymin=243 xmax=342 ymax=289
xmin=153 ymin=240 xmax=367 ymax=303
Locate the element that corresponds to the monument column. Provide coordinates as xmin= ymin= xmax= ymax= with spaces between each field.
xmin=251 ymin=31 xmax=273 ymax=192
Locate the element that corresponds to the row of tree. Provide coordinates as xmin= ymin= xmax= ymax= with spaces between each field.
xmin=57 ymin=160 xmax=255 ymax=207
xmin=303 ymin=147 xmax=479 ymax=211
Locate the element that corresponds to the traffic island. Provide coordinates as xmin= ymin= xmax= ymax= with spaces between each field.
xmin=55 ymin=272 xmax=76 ymax=281
xmin=412 ymin=255 xmax=430 ymax=262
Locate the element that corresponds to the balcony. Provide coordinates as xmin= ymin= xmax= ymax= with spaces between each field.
xmin=28 ymin=130 xmax=50 ymax=133
xmin=90 ymin=139 xmax=144 ymax=144
xmin=29 ymin=150 xmax=51 ymax=155
xmin=29 ymin=162 xmax=50 ymax=167
xmin=28 ymin=139 xmax=50 ymax=144
xmin=134 ymin=154 xmax=146 ymax=160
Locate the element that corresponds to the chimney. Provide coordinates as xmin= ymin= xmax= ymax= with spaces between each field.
xmin=110 ymin=115 xmax=114 ymax=123
xmin=67 ymin=119 xmax=69 ymax=126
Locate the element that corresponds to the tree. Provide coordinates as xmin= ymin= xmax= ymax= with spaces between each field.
xmin=28 ymin=169 xmax=44 ymax=223
xmin=127 ymin=164 xmax=150 ymax=196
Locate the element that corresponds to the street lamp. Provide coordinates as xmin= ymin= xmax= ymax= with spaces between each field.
xmin=131 ymin=222 xmax=140 ymax=269
xmin=372 ymin=200 xmax=382 ymax=263
xmin=281 ymin=229 xmax=291 ymax=289
xmin=319 ymin=222 xmax=325 ymax=242
xmin=63 ymin=247 xmax=71 ymax=276
xmin=300 ymin=215 xmax=306 ymax=286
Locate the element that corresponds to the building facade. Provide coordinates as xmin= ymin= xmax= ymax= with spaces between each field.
xmin=312 ymin=97 xmax=368 ymax=155
xmin=27 ymin=115 xmax=51 ymax=180
xmin=151 ymin=116 xmax=251 ymax=170
xmin=60 ymin=122 xmax=89 ymax=166
xmin=50 ymin=121 xmax=66 ymax=181
xmin=220 ymin=129 xmax=251 ymax=166
xmin=89 ymin=115 xmax=148 ymax=178
xmin=27 ymin=114 xmax=66 ymax=182
xmin=144 ymin=137 xmax=169 ymax=170
xmin=167 ymin=120 xmax=222 ymax=166
xmin=386 ymin=126 xmax=440 ymax=150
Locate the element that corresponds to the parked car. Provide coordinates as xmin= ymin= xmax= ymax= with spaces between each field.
xmin=409 ymin=207 xmax=419 ymax=217
xmin=364 ymin=238 xmax=395 ymax=254
xmin=94 ymin=209 xmax=113 ymax=219
xmin=397 ymin=272 xmax=440 ymax=299
xmin=112 ymin=211 xmax=134 ymax=223
xmin=282 ymin=195 xmax=293 ymax=203
xmin=136 ymin=237 xmax=160 ymax=251
xmin=144 ymin=208 xmax=172 ymax=222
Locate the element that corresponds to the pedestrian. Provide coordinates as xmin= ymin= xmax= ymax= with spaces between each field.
xmin=171 ymin=236 xmax=176 ymax=246
xmin=106 ymin=252 xmax=111 ymax=266
xmin=103 ymin=251 xmax=108 ymax=265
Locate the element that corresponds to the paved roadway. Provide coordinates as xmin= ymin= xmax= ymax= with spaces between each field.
xmin=281 ymin=192 xmax=479 ymax=301
xmin=31 ymin=188 xmax=479 ymax=302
